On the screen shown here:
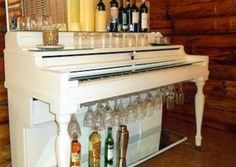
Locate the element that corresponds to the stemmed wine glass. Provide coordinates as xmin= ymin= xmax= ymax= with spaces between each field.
xmin=83 ymin=105 xmax=96 ymax=128
xmin=68 ymin=114 xmax=81 ymax=138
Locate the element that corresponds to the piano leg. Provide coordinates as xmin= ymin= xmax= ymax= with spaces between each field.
xmin=55 ymin=114 xmax=71 ymax=167
xmin=194 ymin=78 xmax=206 ymax=147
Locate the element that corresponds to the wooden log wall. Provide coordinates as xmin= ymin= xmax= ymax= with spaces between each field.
xmin=0 ymin=0 xmax=11 ymax=166
xmin=165 ymin=0 xmax=236 ymax=133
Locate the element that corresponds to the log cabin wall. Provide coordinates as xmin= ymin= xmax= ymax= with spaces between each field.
xmin=166 ymin=0 xmax=236 ymax=132
xmin=0 ymin=0 xmax=11 ymax=166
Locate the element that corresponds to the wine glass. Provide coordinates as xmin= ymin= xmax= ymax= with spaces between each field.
xmin=145 ymin=92 xmax=155 ymax=117
xmin=166 ymin=85 xmax=175 ymax=110
xmin=111 ymin=99 xmax=122 ymax=126
xmin=68 ymin=114 xmax=81 ymax=138
xmin=176 ymin=83 xmax=185 ymax=105
xmin=103 ymin=100 xmax=113 ymax=124
xmin=83 ymin=105 xmax=96 ymax=128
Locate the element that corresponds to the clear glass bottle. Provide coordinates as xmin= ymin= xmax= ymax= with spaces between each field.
xmin=96 ymin=0 xmax=107 ymax=32
xmin=139 ymin=0 xmax=148 ymax=32
xmin=88 ymin=126 xmax=101 ymax=167
xmin=70 ymin=133 xmax=81 ymax=167
xmin=104 ymin=127 xmax=114 ymax=166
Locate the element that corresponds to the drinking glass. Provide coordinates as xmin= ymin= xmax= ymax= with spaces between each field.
xmin=124 ymin=33 xmax=136 ymax=47
xmin=144 ymin=92 xmax=155 ymax=117
xmin=176 ymin=83 xmax=184 ymax=105
xmin=137 ymin=34 xmax=148 ymax=47
xmin=166 ymin=85 xmax=175 ymax=110
xmin=103 ymin=100 xmax=113 ymax=124
xmin=126 ymin=96 xmax=135 ymax=123
xmin=112 ymin=33 xmax=123 ymax=48
xmin=68 ymin=114 xmax=81 ymax=138
xmin=111 ymin=99 xmax=123 ymax=126
xmin=95 ymin=107 xmax=105 ymax=131
xmin=154 ymin=88 xmax=163 ymax=112
xmin=83 ymin=106 xmax=96 ymax=128
xmin=97 ymin=32 xmax=111 ymax=48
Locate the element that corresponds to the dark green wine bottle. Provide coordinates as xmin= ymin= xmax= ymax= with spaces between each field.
xmin=104 ymin=127 xmax=114 ymax=166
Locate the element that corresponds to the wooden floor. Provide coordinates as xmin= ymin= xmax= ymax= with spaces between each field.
xmin=137 ymin=115 xmax=236 ymax=167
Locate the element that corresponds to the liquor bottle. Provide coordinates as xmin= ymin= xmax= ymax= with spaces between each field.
xmin=88 ymin=127 xmax=101 ymax=167
xmin=126 ymin=0 xmax=131 ymax=32
xmin=118 ymin=0 xmax=128 ymax=32
xmin=139 ymin=0 xmax=148 ymax=32
xmin=70 ymin=133 xmax=81 ymax=167
xmin=130 ymin=0 xmax=139 ymax=32
xmin=104 ymin=127 xmax=114 ymax=166
xmin=109 ymin=0 xmax=119 ymax=32
xmin=96 ymin=0 xmax=107 ymax=32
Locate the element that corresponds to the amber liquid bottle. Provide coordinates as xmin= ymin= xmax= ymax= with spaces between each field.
xmin=70 ymin=133 xmax=81 ymax=167
xmin=88 ymin=127 xmax=101 ymax=167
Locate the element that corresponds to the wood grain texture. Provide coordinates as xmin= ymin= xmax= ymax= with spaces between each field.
xmin=169 ymin=0 xmax=236 ymax=19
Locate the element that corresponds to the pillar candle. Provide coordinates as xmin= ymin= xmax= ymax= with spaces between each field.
xmin=67 ymin=0 xmax=80 ymax=31
xmin=80 ymin=0 xmax=95 ymax=31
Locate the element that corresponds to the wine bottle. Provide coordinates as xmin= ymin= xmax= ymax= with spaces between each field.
xmin=139 ymin=0 xmax=148 ymax=32
xmin=130 ymin=0 xmax=139 ymax=32
xmin=70 ymin=133 xmax=81 ymax=167
xmin=109 ymin=0 xmax=119 ymax=32
xmin=96 ymin=0 xmax=107 ymax=32
xmin=88 ymin=127 xmax=101 ymax=167
xmin=126 ymin=0 xmax=131 ymax=32
xmin=118 ymin=0 xmax=128 ymax=32
xmin=104 ymin=127 xmax=114 ymax=166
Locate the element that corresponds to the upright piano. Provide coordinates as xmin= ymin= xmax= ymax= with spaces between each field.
xmin=4 ymin=32 xmax=209 ymax=167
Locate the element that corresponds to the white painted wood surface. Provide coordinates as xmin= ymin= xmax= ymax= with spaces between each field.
xmin=4 ymin=32 xmax=209 ymax=167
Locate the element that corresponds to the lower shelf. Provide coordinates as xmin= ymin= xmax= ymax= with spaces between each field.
xmin=82 ymin=129 xmax=187 ymax=167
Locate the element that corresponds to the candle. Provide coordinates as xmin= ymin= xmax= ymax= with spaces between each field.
xmin=67 ymin=0 xmax=80 ymax=31
xmin=80 ymin=0 xmax=95 ymax=31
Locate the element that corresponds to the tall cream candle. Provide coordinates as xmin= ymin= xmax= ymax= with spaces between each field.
xmin=80 ymin=0 xmax=95 ymax=31
xmin=67 ymin=0 xmax=80 ymax=31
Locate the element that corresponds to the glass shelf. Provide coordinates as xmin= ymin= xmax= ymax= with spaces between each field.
xmin=82 ymin=129 xmax=187 ymax=167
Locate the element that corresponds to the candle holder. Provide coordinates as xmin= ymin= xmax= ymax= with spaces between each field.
xmin=42 ymin=26 xmax=59 ymax=46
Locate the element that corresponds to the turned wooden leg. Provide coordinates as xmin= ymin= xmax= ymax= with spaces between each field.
xmin=55 ymin=115 xmax=71 ymax=167
xmin=194 ymin=78 xmax=206 ymax=147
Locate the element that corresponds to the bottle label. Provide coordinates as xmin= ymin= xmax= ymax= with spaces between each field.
xmin=93 ymin=142 xmax=101 ymax=159
xmin=107 ymin=144 xmax=114 ymax=160
xmin=71 ymin=153 xmax=80 ymax=163
xmin=111 ymin=7 xmax=118 ymax=19
xmin=141 ymin=13 xmax=148 ymax=29
xmin=122 ymin=13 xmax=127 ymax=25
xmin=132 ymin=12 xmax=139 ymax=23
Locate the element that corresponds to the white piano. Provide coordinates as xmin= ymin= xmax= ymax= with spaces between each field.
xmin=4 ymin=32 xmax=209 ymax=167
